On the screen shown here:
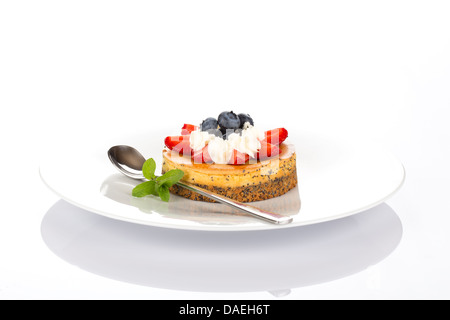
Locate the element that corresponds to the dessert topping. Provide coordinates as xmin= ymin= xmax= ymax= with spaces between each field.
xmin=189 ymin=130 xmax=211 ymax=151
xmin=181 ymin=124 xmax=198 ymax=135
xmin=200 ymin=117 xmax=219 ymax=132
xmin=189 ymin=123 xmax=264 ymax=163
xmin=218 ymin=111 xmax=241 ymax=134
xmin=165 ymin=112 xmax=287 ymax=165
xmin=237 ymin=113 xmax=254 ymax=127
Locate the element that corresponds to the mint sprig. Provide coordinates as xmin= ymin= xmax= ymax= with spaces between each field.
xmin=132 ymin=158 xmax=184 ymax=202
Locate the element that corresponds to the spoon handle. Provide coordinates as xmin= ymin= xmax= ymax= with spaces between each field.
xmin=176 ymin=181 xmax=293 ymax=225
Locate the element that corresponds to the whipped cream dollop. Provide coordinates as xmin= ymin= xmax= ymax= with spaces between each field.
xmin=207 ymin=138 xmax=232 ymax=164
xmin=189 ymin=131 xmax=211 ymax=151
xmin=189 ymin=123 xmax=265 ymax=164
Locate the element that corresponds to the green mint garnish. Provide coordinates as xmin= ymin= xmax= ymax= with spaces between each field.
xmin=157 ymin=185 xmax=170 ymax=202
xmin=132 ymin=158 xmax=184 ymax=202
xmin=156 ymin=169 xmax=184 ymax=188
xmin=132 ymin=180 xmax=158 ymax=198
xmin=142 ymin=158 xmax=156 ymax=180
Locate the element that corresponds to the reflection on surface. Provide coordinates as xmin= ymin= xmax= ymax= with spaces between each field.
xmin=100 ymin=173 xmax=301 ymax=226
xmin=41 ymin=200 xmax=402 ymax=294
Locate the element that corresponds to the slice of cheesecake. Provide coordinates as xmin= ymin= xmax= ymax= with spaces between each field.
xmin=162 ymin=143 xmax=297 ymax=202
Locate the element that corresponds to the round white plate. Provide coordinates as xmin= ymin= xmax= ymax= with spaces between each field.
xmin=39 ymin=131 xmax=405 ymax=231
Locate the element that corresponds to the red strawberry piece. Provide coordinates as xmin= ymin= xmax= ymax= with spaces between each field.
xmin=263 ymin=128 xmax=288 ymax=145
xmin=164 ymin=135 xmax=192 ymax=156
xmin=228 ymin=149 xmax=249 ymax=165
xmin=257 ymin=141 xmax=280 ymax=160
xmin=192 ymin=145 xmax=213 ymax=164
xmin=181 ymin=124 xmax=198 ymax=135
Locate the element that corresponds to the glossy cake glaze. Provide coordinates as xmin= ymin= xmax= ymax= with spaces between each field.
xmin=162 ymin=143 xmax=297 ymax=202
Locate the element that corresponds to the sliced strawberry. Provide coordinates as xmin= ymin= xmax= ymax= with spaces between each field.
xmin=257 ymin=141 xmax=280 ymax=160
xmin=192 ymin=145 xmax=213 ymax=164
xmin=264 ymin=128 xmax=288 ymax=145
xmin=228 ymin=149 xmax=249 ymax=165
xmin=164 ymin=135 xmax=192 ymax=156
xmin=181 ymin=124 xmax=198 ymax=135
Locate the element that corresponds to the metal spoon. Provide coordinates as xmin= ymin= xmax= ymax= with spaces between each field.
xmin=107 ymin=145 xmax=293 ymax=225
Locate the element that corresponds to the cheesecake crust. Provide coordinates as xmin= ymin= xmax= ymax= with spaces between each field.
xmin=168 ymin=168 xmax=297 ymax=202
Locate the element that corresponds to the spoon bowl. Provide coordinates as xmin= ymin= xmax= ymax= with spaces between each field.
xmin=108 ymin=145 xmax=146 ymax=180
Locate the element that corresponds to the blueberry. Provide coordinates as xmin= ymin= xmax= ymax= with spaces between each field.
xmin=238 ymin=113 xmax=254 ymax=128
xmin=200 ymin=117 xmax=218 ymax=131
xmin=206 ymin=129 xmax=223 ymax=138
xmin=218 ymin=111 xmax=241 ymax=132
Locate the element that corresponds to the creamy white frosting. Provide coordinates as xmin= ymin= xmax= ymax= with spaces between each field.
xmin=207 ymin=137 xmax=233 ymax=164
xmin=189 ymin=130 xmax=210 ymax=151
xmin=227 ymin=125 xmax=264 ymax=158
xmin=189 ymin=124 xmax=265 ymax=164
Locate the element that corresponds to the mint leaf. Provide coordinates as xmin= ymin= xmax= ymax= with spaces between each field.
xmin=129 ymin=156 xmax=183 ymax=202
xmin=157 ymin=185 xmax=170 ymax=202
xmin=156 ymin=169 xmax=184 ymax=188
xmin=142 ymin=158 xmax=157 ymax=180
xmin=132 ymin=180 xmax=157 ymax=198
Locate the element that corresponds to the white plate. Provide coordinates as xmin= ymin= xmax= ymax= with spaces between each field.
xmin=39 ymin=131 xmax=405 ymax=231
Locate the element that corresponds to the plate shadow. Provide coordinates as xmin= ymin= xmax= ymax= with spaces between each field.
xmin=41 ymin=200 xmax=403 ymax=294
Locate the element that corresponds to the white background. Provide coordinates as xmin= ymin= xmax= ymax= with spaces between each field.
xmin=1 ymin=0 xmax=449 ymax=299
